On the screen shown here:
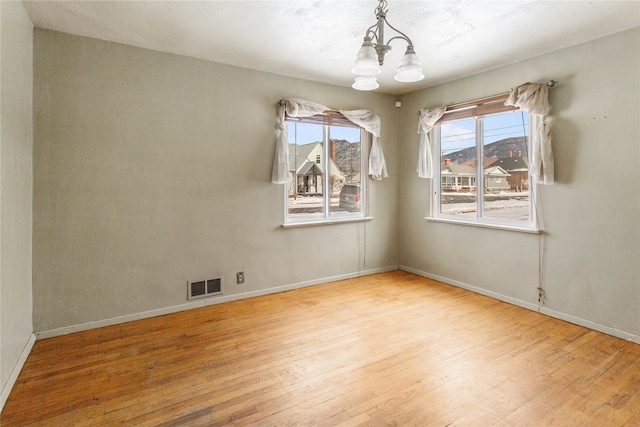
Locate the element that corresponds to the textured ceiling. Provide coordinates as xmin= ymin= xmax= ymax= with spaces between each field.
xmin=22 ymin=0 xmax=640 ymax=95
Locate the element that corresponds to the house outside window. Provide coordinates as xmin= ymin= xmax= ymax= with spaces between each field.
xmin=432 ymin=109 xmax=536 ymax=229
xmin=286 ymin=116 xmax=364 ymax=222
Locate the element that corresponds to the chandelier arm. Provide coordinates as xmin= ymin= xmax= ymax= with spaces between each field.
xmin=365 ymin=24 xmax=380 ymax=44
xmin=381 ymin=18 xmax=415 ymax=47
xmin=386 ymin=35 xmax=413 ymax=47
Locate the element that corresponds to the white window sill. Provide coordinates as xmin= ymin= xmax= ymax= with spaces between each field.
xmin=282 ymin=216 xmax=374 ymax=229
xmin=425 ymin=216 xmax=540 ymax=234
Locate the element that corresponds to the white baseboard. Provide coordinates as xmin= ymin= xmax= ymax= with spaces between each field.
xmin=1 ymin=333 xmax=36 ymax=411
xmin=400 ymin=265 xmax=640 ymax=344
xmin=36 ymin=266 xmax=398 ymax=340
xmin=34 ymin=264 xmax=638 ymax=353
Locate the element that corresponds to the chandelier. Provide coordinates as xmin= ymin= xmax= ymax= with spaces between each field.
xmin=351 ymin=0 xmax=425 ymax=91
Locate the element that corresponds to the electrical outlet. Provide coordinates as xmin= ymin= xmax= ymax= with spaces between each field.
xmin=236 ymin=271 xmax=245 ymax=284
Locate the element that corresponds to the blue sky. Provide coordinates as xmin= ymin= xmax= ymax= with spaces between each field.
xmin=441 ymin=111 xmax=529 ymax=156
xmin=287 ymin=122 xmax=360 ymax=144
xmin=286 ymin=111 xmax=529 ymax=152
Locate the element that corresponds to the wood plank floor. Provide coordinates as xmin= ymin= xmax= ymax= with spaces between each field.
xmin=2 ymin=270 xmax=639 ymax=426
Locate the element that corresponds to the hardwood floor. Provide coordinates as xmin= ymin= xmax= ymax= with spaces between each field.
xmin=2 ymin=270 xmax=639 ymax=426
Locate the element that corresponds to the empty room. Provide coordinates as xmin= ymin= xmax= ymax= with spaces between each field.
xmin=1 ymin=0 xmax=639 ymax=425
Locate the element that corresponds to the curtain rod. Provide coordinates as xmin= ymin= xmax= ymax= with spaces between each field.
xmin=277 ymin=100 xmax=343 ymax=115
xmin=419 ymin=80 xmax=558 ymax=115
xmin=447 ymin=80 xmax=558 ymax=111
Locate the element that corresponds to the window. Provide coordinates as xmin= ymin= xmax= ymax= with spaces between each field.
xmin=285 ymin=115 xmax=365 ymax=222
xmin=432 ymin=106 xmax=536 ymax=229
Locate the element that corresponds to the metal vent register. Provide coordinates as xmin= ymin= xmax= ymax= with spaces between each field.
xmin=188 ymin=278 xmax=221 ymax=300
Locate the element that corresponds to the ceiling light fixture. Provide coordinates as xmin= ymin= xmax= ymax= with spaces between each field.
xmin=352 ymin=0 xmax=425 ymax=91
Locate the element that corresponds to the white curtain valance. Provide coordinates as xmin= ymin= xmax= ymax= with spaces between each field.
xmin=505 ymin=83 xmax=554 ymax=184
xmin=416 ymin=106 xmax=447 ymax=179
xmin=272 ymin=98 xmax=387 ymax=184
xmin=416 ymin=82 xmax=554 ymax=185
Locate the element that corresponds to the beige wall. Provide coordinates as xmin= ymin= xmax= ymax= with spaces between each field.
xmin=398 ymin=27 xmax=640 ymax=340
xmin=33 ymin=29 xmax=400 ymax=333
xmin=0 ymin=15 xmax=635 ymax=409
xmin=0 ymin=0 xmax=34 ymax=404
xmin=30 ymin=26 xmax=640 ymax=341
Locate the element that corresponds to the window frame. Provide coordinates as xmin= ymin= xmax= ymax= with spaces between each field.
xmin=430 ymin=108 xmax=539 ymax=233
xmin=283 ymin=114 xmax=369 ymax=226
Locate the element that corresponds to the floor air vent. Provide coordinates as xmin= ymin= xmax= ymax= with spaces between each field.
xmin=188 ymin=278 xmax=221 ymax=300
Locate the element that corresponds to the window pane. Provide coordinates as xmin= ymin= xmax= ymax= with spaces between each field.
xmin=482 ymin=112 xmax=530 ymax=221
xmin=287 ymin=122 xmax=324 ymax=219
xmin=440 ymin=119 xmax=476 ymax=216
xmin=330 ymin=126 xmax=362 ymax=215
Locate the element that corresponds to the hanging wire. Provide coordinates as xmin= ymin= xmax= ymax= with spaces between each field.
xmin=520 ymin=110 xmax=546 ymax=310
xmin=294 ymin=122 xmax=298 ymax=199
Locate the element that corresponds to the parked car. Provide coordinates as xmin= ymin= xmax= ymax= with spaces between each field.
xmin=339 ymin=183 xmax=361 ymax=212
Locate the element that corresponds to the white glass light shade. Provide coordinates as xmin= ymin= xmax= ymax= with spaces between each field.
xmin=394 ymin=48 xmax=425 ymax=82
xmin=351 ymin=37 xmax=382 ymax=76
xmin=352 ymin=75 xmax=379 ymax=91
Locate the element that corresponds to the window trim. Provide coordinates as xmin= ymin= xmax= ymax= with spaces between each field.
xmin=424 ymin=215 xmax=541 ymax=234
xmin=283 ymin=116 xmax=369 ymax=226
xmin=281 ymin=216 xmax=374 ymax=229
xmin=430 ymin=110 xmax=539 ymax=232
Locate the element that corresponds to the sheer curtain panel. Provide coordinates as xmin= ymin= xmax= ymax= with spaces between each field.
xmin=505 ymin=83 xmax=554 ymax=185
xmin=272 ymin=99 xmax=327 ymax=184
xmin=416 ymin=106 xmax=447 ymax=179
xmin=339 ymin=109 xmax=387 ymax=180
